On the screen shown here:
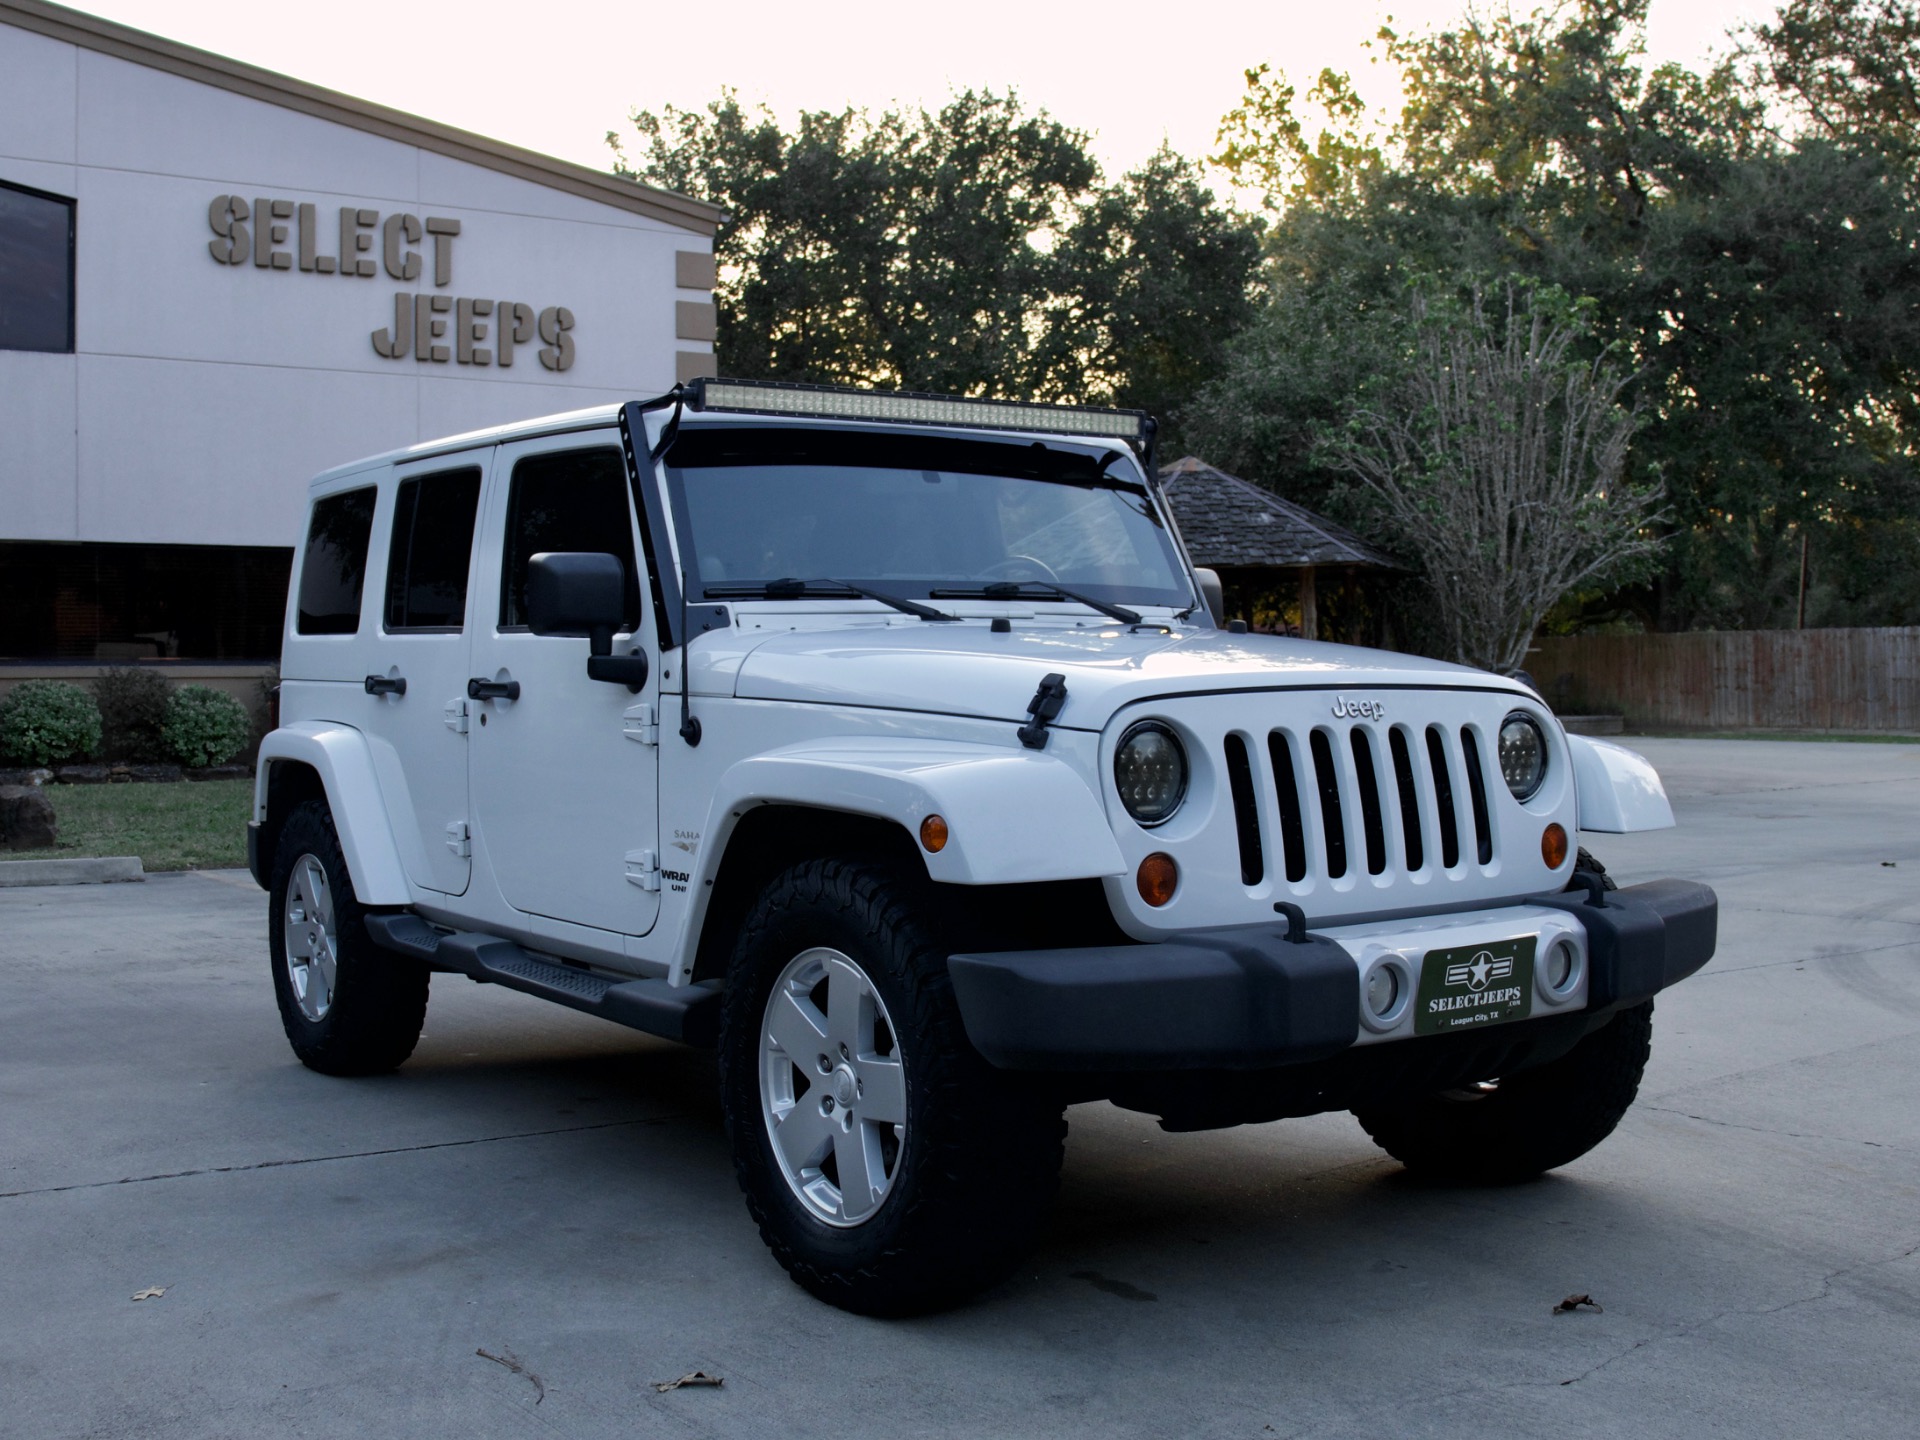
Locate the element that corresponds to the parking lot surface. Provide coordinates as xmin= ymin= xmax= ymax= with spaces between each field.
xmin=2 ymin=737 xmax=1917 ymax=1438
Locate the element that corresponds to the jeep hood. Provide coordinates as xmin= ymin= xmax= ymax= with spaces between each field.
xmin=699 ymin=624 xmax=1523 ymax=729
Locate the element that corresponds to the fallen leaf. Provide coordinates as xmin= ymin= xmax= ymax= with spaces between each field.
xmin=131 ymin=1286 xmax=167 ymax=1301
xmin=652 ymin=1371 xmax=724 ymax=1393
xmin=476 ymin=1347 xmax=546 ymax=1405
xmin=1553 ymin=1293 xmax=1603 ymax=1314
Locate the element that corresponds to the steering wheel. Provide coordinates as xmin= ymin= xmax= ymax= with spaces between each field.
xmin=979 ymin=554 xmax=1062 ymax=584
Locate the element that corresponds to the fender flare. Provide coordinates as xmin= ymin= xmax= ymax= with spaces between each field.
xmin=697 ymin=738 xmax=1128 ymax=887
xmin=254 ymin=722 xmax=413 ymax=905
xmin=1566 ymin=734 xmax=1675 ymax=833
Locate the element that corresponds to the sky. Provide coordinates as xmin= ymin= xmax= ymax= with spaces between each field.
xmin=75 ymin=0 xmax=1775 ymax=187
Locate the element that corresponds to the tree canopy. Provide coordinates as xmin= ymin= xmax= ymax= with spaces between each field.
xmin=1193 ymin=0 xmax=1920 ymax=633
xmin=610 ymin=90 xmax=1261 ymax=440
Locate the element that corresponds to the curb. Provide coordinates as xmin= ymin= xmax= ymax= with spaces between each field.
xmin=0 ymin=856 xmax=146 ymax=887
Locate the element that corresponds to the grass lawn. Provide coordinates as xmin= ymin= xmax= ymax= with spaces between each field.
xmin=5 ymin=780 xmax=251 ymax=872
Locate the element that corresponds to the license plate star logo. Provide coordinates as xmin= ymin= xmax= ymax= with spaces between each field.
xmin=1446 ymin=950 xmax=1513 ymax=992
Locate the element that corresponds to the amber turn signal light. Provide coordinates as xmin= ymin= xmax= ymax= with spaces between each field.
xmin=919 ymin=814 xmax=949 ymax=853
xmin=1542 ymin=822 xmax=1569 ymax=869
xmin=1136 ymin=852 xmax=1178 ymax=907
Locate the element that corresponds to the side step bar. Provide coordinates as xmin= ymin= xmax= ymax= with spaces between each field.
xmin=364 ymin=913 xmax=723 ymax=1047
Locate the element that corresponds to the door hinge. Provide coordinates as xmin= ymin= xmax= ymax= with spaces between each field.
xmin=624 ymin=848 xmax=661 ymax=891
xmin=445 ymin=820 xmax=471 ymax=858
xmin=443 ymin=698 xmax=470 ymax=734
xmin=622 ymin=702 xmax=660 ymax=747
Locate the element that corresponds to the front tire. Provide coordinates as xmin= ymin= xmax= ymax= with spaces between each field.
xmin=1353 ymin=1000 xmax=1654 ymax=1183
xmin=718 ymin=858 xmax=1065 ymax=1315
xmin=268 ymin=800 xmax=428 ymax=1076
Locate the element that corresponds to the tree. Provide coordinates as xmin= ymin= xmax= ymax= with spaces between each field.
xmin=1326 ymin=284 xmax=1659 ymax=673
xmin=1191 ymin=0 xmax=1920 ymax=633
xmin=610 ymin=91 xmax=1260 ymax=434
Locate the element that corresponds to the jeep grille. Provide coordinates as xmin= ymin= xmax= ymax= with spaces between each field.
xmin=1224 ymin=721 xmax=1497 ymax=891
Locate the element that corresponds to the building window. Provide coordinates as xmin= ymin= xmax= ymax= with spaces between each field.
xmin=0 ymin=179 xmax=76 ymax=354
xmin=0 ymin=542 xmax=290 ymax=661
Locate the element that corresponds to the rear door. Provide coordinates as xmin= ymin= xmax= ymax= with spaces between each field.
xmin=357 ymin=456 xmax=485 ymax=896
xmin=466 ymin=433 xmax=662 ymax=937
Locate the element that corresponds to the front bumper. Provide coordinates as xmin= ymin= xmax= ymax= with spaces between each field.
xmin=946 ymin=878 xmax=1716 ymax=1072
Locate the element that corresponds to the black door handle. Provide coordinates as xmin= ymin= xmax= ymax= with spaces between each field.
xmin=364 ymin=674 xmax=407 ymax=696
xmin=467 ymin=677 xmax=521 ymax=701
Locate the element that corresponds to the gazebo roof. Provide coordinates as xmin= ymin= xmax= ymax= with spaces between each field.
xmin=1158 ymin=457 xmax=1399 ymax=571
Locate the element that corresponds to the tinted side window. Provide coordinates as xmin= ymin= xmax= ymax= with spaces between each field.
xmin=500 ymin=448 xmax=640 ymax=629
xmin=0 ymin=181 xmax=75 ymax=354
xmin=385 ymin=466 xmax=481 ymax=630
xmin=296 ymin=487 xmax=376 ymax=635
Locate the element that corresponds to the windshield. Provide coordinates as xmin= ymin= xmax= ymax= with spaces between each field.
xmin=663 ymin=426 xmax=1193 ymax=608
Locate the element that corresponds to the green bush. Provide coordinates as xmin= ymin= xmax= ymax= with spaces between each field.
xmin=94 ymin=667 xmax=174 ymax=762
xmin=0 ymin=680 xmax=103 ymax=766
xmin=162 ymin=685 xmax=253 ymax=768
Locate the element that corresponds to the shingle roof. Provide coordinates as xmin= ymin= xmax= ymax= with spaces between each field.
xmin=1159 ymin=457 xmax=1399 ymax=571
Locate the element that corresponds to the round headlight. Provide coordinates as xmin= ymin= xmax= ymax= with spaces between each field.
xmin=1115 ymin=721 xmax=1189 ymax=827
xmin=1497 ymin=712 xmax=1548 ymax=801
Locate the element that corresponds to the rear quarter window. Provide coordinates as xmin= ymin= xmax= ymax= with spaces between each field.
xmin=296 ymin=486 xmax=377 ymax=635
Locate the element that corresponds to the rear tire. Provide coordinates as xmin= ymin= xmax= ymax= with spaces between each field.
xmin=268 ymin=800 xmax=428 ymax=1076
xmin=1353 ymin=1000 xmax=1654 ymax=1183
xmin=718 ymin=858 xmax=1066 ymax=1315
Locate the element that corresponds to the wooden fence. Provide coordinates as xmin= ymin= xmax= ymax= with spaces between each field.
xmin=1530 ymin=627 xmax=1920 ymax=731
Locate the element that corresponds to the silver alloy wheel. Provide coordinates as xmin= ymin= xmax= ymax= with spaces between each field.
xmin=759 ymin=946 xmax=908 ymax=1228
xmin=283 ymin=853 xmax=338 ymax=1022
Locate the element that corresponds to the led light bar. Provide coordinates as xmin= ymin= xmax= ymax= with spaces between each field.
xmin=689 ymin=378 xmax=1152 ymax=447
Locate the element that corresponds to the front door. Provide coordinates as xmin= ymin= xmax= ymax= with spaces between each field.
xmin=466 ymin=434 xmax=662 ymax=937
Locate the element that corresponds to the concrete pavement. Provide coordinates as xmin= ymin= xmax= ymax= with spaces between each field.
xmin=1 ymin=738 xmax=1916 ymax=1438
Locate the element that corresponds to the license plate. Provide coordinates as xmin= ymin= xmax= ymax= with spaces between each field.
xmin=1414 ymin=936 xmax=1537 ymax=1036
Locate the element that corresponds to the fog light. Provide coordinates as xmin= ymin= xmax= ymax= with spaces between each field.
xmin=1365 ymin=964 xmax=1400 ymax=1017
xmin=1136 ymin=852 xmax=1178 ymax=907
xmin=1359 ymin=955 xmax=1412 ymax=1032
xmin=1542 ymin=937 xmax=1583 ymax=999
xmin=1542 ymin=822 xmax=1568 ymax=869
xmin=919 ymin=814 xmax=949 ymax=853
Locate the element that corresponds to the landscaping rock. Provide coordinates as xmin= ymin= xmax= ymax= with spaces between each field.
xmin=0 ymin=785 xmax=57 ymax=850
xmin=55 ymin=764 xmax=112 ymax=785
xmin=127 ymin=764 xmax=183 ymax=783
xmin=185 ymin=763 xmax=253 ymax=782
xmin=0 ymin=768 xmax=53 ymax=787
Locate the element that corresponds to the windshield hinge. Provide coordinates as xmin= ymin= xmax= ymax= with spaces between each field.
xmin=443 ymin=698 xmax=469 ymax=734
xmin=625 ymin=848 xmax=662 ymax=891
xmin=1017 ymin=673 xmax=1068 ymax=750
xmin=622 ymin=702 xmax=660 ymax=747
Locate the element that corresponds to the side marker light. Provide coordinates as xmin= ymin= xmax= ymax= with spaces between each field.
xmin=1137 ymin=852 xmax=1178 ymax=907
xmin=1542 ymin=823 xmax=1569 ymax=869
xmin=919 ymin=815 xmax=949 ymax=853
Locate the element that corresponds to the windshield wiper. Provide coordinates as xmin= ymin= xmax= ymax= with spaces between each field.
xmin=704 ymin=578 xmax=958 ymax=622
xmin=945 ymin=581 xmax=1142 ymax=626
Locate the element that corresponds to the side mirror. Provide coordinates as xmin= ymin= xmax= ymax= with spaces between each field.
xmin=526 ymin=552 xmax=649 ymax=691
xmin=1193 ymin=567 xmax=1226 ymax=629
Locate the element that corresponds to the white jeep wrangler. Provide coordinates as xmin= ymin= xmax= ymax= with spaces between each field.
xmin=251 ymin=380 xmax=1716 ymax=1314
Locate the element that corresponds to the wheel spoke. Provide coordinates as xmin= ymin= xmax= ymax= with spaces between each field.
xmin=306 ymin=951 xmax=332 ymax=1014
xmin=835 ymin=1123 xmax=886 ymax=1221
xmin=858 ymin=1056 xmax=906 ymax=1126
xmin=824 ymin=956 xmax=871 ymax=1054
xmin=771 ymin=1098 xmax=834 ymax=1176
xmin=284 ymin=925 xmax=314 ymax=960
xmin=766 ymin=989 xmax=828 ymax=1064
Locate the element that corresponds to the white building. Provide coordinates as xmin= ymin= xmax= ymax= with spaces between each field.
xmin=0 ymin=0 xmax=719 ymax=686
